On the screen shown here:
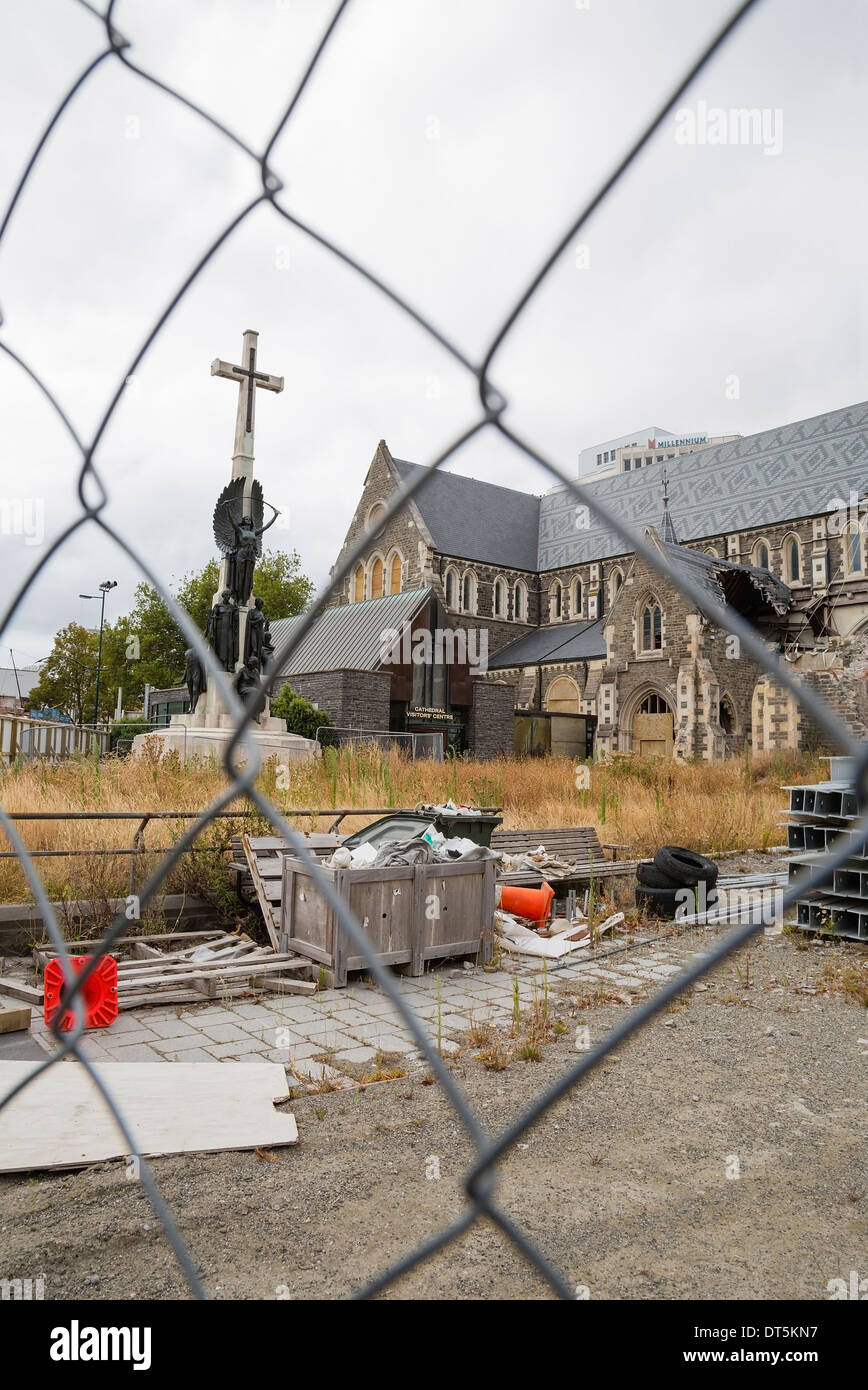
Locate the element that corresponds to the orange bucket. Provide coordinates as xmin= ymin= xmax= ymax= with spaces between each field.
xmin=497 ymin=881 xmax=555 ymax=926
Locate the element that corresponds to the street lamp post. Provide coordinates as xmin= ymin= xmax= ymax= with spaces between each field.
xmin=80 ymin=581 xmax=117 ymax=728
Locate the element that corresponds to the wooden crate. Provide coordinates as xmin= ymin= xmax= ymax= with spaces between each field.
xmin=415 ymin=858 xmax=496 ymax=974
xmin=280 ymin=858 xmax=416 ymax=987
xmin=280 ymin=855 xmax=495 ymax=987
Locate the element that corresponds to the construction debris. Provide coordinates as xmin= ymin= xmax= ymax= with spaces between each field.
xmin=495 ymin=909 xmax=590 ymax=958
xmin=0 ymin=999 xmax=31 ymax=1034
xmin=0 ymin=929 xmax=317 ymax=1014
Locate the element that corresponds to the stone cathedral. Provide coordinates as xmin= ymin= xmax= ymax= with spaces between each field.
xmin=272 ymin=400 xmax=868 ymax=761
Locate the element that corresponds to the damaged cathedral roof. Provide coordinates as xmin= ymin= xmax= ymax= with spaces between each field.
xmin=660 ymin=542 xmax=792 ymax=617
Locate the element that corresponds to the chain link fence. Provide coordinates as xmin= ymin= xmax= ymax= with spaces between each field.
xmin=1 ymin=0 xmax=865 ymax=1301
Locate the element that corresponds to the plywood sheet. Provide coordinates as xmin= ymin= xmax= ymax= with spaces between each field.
xmin=0 ymin=1061 xmax=297 ymax=1172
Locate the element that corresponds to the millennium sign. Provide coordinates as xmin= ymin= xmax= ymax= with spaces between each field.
xmin=647 ymin=434 xmax=708 ymax=449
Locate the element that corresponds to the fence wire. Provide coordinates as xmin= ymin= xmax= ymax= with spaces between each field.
xmin=1 ymin=0 xmax=865 ymax=1301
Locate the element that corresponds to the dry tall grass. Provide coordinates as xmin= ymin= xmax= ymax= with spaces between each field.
xmin=0 ymin=743 xmax=824 ymax=904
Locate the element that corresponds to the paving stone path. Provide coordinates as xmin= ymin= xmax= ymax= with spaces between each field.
xmin=29 ymin=932 xmax=713 ymax=1087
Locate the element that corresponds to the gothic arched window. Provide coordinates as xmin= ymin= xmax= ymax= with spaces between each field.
xmin=641 ymin=601 xmax=662 ymax=652
xmin=493 ymin=576 xmax=507 ymax=617
xmin=370 ymin=556 xmax=384 ymax=598
xmin=462 ymin=570 xmax=477 ymax=614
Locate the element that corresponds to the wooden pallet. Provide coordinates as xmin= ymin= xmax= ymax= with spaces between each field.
xmin=24 ymin=929 xmax=316 ymax=1008
xmin=240 ymin=833 xmax=338 ymax=950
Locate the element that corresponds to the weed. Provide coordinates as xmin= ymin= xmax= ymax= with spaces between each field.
xmin=0 ymin=749 xmax=829 ymax=905
xmin=819 ymin=956 xmax=868 ymax=1008
xmin=478 ymin=1039 xmax=509 ymax=1071
xmin=465 ymin=1013 xmax=494 ymax=1048
xmin=360 ymin=1062 xmax=408 ymax=1084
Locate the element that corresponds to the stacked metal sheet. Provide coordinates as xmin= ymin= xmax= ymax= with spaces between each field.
xmin=783 ymin=756 xmax=867 ymax=942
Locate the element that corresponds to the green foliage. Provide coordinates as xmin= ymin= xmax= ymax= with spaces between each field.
xmin=271 ymin=683 xmax=332 ymax=740
xmin=27 ymin=622 xmax=101 ymax=724
xmin=66 ymin=548 xmax=316 ymax=709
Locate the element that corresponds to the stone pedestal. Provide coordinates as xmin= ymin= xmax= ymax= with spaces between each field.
xmin=131 ymin=722 xmax=318 ymax=766
xmin=178 ymin=707 xmax=286 ymax=733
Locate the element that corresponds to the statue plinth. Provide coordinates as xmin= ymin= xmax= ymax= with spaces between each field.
xmin=132 ymin=720 xmax=318 ymax=766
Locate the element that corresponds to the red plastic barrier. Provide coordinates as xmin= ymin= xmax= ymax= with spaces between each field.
xmin=44 ymin=954 xmax=118 ymax=1031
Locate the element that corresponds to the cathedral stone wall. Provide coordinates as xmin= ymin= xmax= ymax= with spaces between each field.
xmin=274 ymin=670 xmax=392 ymax=734
xmin=328 ymin=442 xmax=430 ymax=606
xmin=466 ymin=678 xmax=518 ymax=758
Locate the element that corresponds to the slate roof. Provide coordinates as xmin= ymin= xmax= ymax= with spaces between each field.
xmin=489 ymin=619 xmax=607 ymax=669
xmin=539 ymin=400 xmax=868 ymax=570
xmin=271 ymin=589 xmax=430 ymax=676
xmin=392 ymin=458 xmax=540 ymax=571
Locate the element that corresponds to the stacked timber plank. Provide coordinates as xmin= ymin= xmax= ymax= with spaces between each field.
xmin=0 ymin=929 xmax=317 ymax=1011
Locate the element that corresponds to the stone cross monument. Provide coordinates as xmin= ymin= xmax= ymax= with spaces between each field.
xmin=189 ymin=329 xmax=285 ymax=729
xmin=134 ymin=328 xmax=318 ymax=765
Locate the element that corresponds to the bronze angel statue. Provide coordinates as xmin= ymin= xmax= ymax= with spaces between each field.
xmin=212 ymin=477 xmax=280 ymax=605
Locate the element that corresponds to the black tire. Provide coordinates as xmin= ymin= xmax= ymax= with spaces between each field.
xmin=636 ymin=860 xmax=681 ymax=889
xmin=635 ymin=884 xmax=682 ymax=918
xmin=653 ymin=844 xmax=718 ymax=887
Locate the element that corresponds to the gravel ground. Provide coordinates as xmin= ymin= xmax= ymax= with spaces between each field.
xmin=1 ymin=925 xmax=865 ymax=1301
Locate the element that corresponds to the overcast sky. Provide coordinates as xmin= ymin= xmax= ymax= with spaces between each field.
xmin=1 ymin=0 xmax=866 ymax=667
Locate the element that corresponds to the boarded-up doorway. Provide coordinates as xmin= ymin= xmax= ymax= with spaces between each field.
xmin=632 ymin=693 xmax=673 ymax=757
xmin=544 ymin=676 xmax=580 ymax=714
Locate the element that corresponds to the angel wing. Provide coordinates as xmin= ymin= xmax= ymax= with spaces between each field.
xmin=250 ymin=479 xmax=265 ymax=555
xmin=212 ymin=477 xmax=245 ymax=553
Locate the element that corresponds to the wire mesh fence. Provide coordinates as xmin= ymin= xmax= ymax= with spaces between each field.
xmin=316 ymin=727 xmax=445 ymax=759
xmin=1 ymin=0 xmax=866 ymax=1301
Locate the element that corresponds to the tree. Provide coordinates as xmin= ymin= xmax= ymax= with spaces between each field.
xmin=271 ymin=683 xmax=332 ymax=740
xmin=102 ymin=548 xmax=315 ymax=704
xmin=26 ymin=623 xmax=101 ymax=724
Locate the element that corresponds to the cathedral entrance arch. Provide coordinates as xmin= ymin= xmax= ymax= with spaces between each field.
xmin=625 ymin=688 xmax=674 ymax=757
